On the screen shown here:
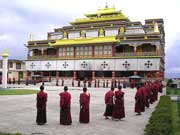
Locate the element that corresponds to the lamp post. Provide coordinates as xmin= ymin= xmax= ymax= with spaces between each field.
xmin=2 ymin=49 xmax=9 ymax=88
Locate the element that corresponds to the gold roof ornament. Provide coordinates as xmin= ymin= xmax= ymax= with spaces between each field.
xmin=99 ymin=28 xmax=105 ymax=37
xmin=63 ymin=31 xmax=68 ymax=39
xmin=80 ymin=30 xmax=86 ymax=38
xmin=154 ymin=22 xmax=160 ymax=33
xmin=29 ymin=33 xmax=33 ymax=41
xmin=2 ymin=49 xmax=9 ymax=57
xmin=119 ymin=27 xmax=125 ymax=34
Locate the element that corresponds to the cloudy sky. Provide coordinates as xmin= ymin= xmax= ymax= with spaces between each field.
xmin=0 ymin=0 xmax=179 ymax=74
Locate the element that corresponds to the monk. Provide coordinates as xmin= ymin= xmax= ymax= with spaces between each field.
xmin=144 ymin=82 xmax=150 ymax=108
xmin=112 ymin=85 xmax=125 ymax=120
xmin=134 ymin=85 xmax=142 ymax=115
xmin=36 ymin=85 xmax=48 ymax=125
xmin=59 ymin=86 xmax=72 ymax=125
xmin=79 ymin=87 xmax=90 ymax=123
xmin=140 ymin=84 xmax=146 ymax=112
xmin=104 ymin=87 xmax=114 ymax=119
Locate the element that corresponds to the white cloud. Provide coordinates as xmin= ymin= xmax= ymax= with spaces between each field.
xmin=0 ymin=34 xmax=10 ymax=41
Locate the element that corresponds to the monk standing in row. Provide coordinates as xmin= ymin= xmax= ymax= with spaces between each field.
xmin=104 ymin=87 xmax=114 ymax=119
xmin=134 ymin=85 xmax=142 ymax=115
xmin=36 ymin=85 xmax=48 ymax=125
xmin=112 ymin=85 xmax=125 ymax=120
xmin=59 ymin=86 xmax=72 ymax=125
xmin=79 ymin=87 xmax=90 ymax=123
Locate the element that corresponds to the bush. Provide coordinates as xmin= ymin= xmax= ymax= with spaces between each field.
xmin=144 ymin=96 xmax=172 ymax=135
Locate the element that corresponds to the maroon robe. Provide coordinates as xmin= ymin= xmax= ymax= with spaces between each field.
xmin=149 ymin=83 xmax=154 ymax=104
xmin=134 ymin=89 xmax=142 ymax=113
xmin=36 ymin=91 xmax=48 ymax=124
xmin=140 ymin=87 xmax=146 ymax=112
xmin=152 ymin=83 xmax=158 ymax=102
xmin=59 ymin=91 xmax=72 ymax=125
xmin=79 ymin=92 xmax=90 ymax=123
xmin=104 ymin=90 xmax=114 ymax=116
xmin=145 ymin=84 xmax=150 ymax=108
xmin=112 ymin=90 xmax=125 ymax=119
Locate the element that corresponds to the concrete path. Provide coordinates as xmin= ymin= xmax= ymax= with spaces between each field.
xmin=0 ymin=86 xmax=159 ymax=135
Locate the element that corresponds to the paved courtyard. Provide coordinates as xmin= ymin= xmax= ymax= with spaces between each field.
xmin=0 ymin=85 xmax=161 ymax=135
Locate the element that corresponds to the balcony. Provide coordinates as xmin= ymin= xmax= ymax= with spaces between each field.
xmin=28 ymin=55 xmax=57 ymax=60
xmin=115 ymin=51 xmax=160 ymax=57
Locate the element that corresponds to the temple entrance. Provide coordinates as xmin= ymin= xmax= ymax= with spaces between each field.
xmin=96 ymin=71 xmax=112 ymax=78
xmin=77 ymin=71 xmax=92 ymax=80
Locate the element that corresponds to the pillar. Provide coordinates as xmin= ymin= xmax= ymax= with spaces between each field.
xmin=112 ymin=71 xmax=115 ymax=81
xmin=73 ymin=47 xmax=76 ymax=58
xmin=2 ymin=49 xmax=8 ymax=88
xmin=134 ymin=46 xmax=137 ymax=55
xmin=49 ymin=72 xmax=51 ymax=82
xmin=92 ymin=71 xmax=95 ymax=81
xmin=41 ymin=71 xmax=44 ymax=84
xmin=92 ymin=46 xmax=95 ymax=57
xmin=56 ymin=71 xmax=59 ymax=86
xmin=41 ymin=48 xmax=44 ymax=56
xmin=112 ymin=45 xmax=115 ymax=57
xmin=26 ymin=71 xmax=29 ymax=85
xmin=56 ymin=48 xmax=59 ymax=57
xmin=156 ymin=45 xmax=160 ymax=55
xmin=73 ymin=71 xmax=77 ymax=80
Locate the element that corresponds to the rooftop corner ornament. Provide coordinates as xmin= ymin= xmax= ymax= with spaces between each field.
xmin=2 ymin=49 xmax=9 ymax=57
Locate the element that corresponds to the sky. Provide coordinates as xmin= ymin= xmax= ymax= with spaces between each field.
xmin=0 ymin=0 xmax=180 ymax=75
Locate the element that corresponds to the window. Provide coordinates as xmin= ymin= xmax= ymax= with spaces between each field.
xmin=94 ymin=45 xmax=112 ymax=56
xmin=16 ymin=63 xmax=21 ymax=69
xmin=8 ymin=62 xmax=13 ymax=68
xmin=19 ymin=72 xmax=23 ymax=78
xmin=59 ymin=47 xmax=74 ymax=57
xmin=0 ymin=61 xmax=2 ymax=69
xmin=76 ymin=46 xmax=92 ymax=58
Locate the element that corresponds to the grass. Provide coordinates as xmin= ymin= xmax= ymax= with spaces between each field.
xmin=170 ymin=101 xmax=180 ymax=135
xmin=167 ymin=87 xmax=180 ymax=95
xmin=0 ymin=89 xmax=38 ymax=95
xmin=0 ymin=133 xmax=21 ymax=135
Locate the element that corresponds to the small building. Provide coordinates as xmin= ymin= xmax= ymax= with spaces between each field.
xmin=0 ymin=59 xmax=26 ymax=81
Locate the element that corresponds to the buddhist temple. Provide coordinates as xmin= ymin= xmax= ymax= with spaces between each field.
xmin=25 ymin=6 xmax=165 ymax=85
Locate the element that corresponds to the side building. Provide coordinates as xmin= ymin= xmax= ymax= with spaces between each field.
xmin=25 ymin=6 xmax=165 ymax=83
xmin=0 ymin=59 xmax=26 ymax=83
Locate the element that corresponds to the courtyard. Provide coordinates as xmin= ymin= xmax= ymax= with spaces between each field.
xmin=0 ymin=85 xmax=159 ymax=135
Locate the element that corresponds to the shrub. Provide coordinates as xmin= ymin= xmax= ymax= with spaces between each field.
xmin=144 ymin=96 xmax=172 ymax=135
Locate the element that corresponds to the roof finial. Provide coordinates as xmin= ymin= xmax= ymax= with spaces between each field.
xmin=105 ymin=1 xmax=108 ymax=8
xmin=113 ymin=4 xmax=115 ymax=8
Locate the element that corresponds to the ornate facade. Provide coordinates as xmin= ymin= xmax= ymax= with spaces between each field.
xmin=25 ymin=6 xmax=165 ymax=82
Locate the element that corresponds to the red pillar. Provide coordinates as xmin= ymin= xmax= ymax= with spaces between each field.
xmin=74 ymin=47 xmax=76 ymax=58
xmin=56 ymin=71 xmax=59 ymax=86
xmin=112 ymin=45 xmax=115 ymax=57
xmin=92 ymin=46 xmax=95 ymax=57
xmin=73 ymin=71 xmax=77 ymax=80
xmin=56 ymin=48 xmax=59 ymax=57
xmin=112 ymin=71 xmax=115 ymax=81
xmin=41 ymin=71 xmax=44 ymax=83
xmin=92 ymin=71 xmax=95 ymax=81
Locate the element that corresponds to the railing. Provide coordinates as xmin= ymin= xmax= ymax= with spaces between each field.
xmin=116 ymin=51 xmax=159 ymax=57
xmin=28 ymin=55 xmax=57 ymax=60
xmin=28 ymin=51 xmax=160 ymax=60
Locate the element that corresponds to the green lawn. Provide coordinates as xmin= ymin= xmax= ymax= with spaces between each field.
xmin=0 ymin=89 xmax=38 ymax=95
xmin=0 ymin=133 xmax=21 ymax=135
xmin=167 ymin=87 xmax=180 ymax=95
xmin=171 ymin=102 xmax=180 ymax=135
